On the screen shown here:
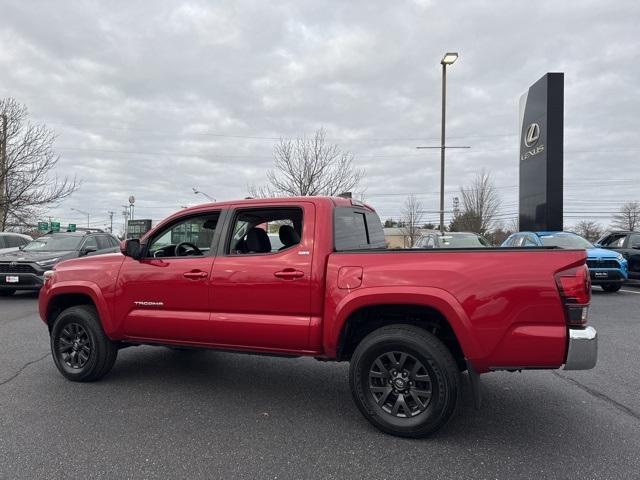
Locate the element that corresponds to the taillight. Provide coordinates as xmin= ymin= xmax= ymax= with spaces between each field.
xmin=554 ymin=265 xmax=591 ymax=327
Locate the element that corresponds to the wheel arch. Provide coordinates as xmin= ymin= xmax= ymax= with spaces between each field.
xmin=44 ymin=282 xmax=113 ymax=335
xmin=328 ymin=287 xmax=482 ymax=365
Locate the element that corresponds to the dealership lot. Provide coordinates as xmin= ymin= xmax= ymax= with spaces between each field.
xmin=1 ymin=286 xmax=639 ymax=479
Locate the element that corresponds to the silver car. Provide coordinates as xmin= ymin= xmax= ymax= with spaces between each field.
xmin=0 ymin=232 xmax=33 ymax=255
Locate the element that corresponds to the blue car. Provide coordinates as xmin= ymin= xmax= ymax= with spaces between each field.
xmin=501 ymin=231 xmax=628 ymax=292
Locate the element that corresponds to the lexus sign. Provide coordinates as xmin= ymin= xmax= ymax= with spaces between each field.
xmin=518 ymin=73 xmax=564 ymax=231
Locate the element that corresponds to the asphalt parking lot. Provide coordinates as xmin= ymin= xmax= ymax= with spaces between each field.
xmin=1 ymin=285 xmax=639 ymax=480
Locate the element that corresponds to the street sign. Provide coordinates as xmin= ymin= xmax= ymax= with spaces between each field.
xmin=67 ymin=223 xmax=76 ymax=232
xmin=127 ymin=219 xmax=152 ymax=239
xmin=37 ymin=222 xmax=49 ymax=232
xmin=50 ymin=221 xmax=60 ymax=232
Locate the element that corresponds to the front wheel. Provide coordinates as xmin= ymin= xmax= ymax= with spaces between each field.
xmin=349 ymin=325 xmax=460 ymax=438
xmin=601 ymin=284 xmax=622 ymax=293
xmin=50 ymin=305 xmax=118 ymax=382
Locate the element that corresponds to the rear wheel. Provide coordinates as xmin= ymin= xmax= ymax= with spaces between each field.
xmin=50 ymin=305 xmax=118 ymax=382
xmin=601 ymin=284 xmax=621 ymax=293
xmin=0 ymin=289 xmax=16 ymax=296
xmin=349 ymin=325 xmax=460 ymax=438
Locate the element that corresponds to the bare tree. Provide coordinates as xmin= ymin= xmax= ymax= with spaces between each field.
xmin=249 ymin=128 xmax=364 ymax=197
xmin=573 ymin=220 xmax=603 ymax=242
xmin=612 ymin=201 xmax=640 ymax=231
xmin=449 ymin=170 xmax=500 ymax=234
xmin=0 ymin=98 xmax=79 ymax=230
xmin=401 ymin=194 xmax=424 ymax=247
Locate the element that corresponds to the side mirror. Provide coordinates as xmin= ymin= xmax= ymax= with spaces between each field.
xmin=122 ymin=239 xmax=142 ymax=259
xmin=82 ymin=247 xmax=98 ymax=256
xmin=593 ymin=243 xmax=602 ymax=248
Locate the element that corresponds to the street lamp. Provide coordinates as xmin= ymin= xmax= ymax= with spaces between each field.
xmin=192 ymin=187 xmax=216 ymax=202
xmin=438 ymin=52 xmax=458 ymax=234
xmin=70 ymin=207 xmax=90 ymax=228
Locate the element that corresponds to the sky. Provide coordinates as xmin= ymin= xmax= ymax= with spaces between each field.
xmin=1 ymin=0 xmax=639 ymax=234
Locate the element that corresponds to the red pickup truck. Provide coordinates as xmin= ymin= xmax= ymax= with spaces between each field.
xmin=38 ymin=196 xmax=597 ymax=437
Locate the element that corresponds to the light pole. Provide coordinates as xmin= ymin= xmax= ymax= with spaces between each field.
xmin=192 ymin=187 xmax=216 ymax=202
xmin=416 ymin=53 xmax=467 ymax=234
xmin=439 ymin=52 xmax=458 ymax=234
xmin=70 ymin=207 xmax=90 ymax=228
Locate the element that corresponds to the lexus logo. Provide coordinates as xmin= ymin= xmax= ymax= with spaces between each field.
xmin=9 ymin=261 xmax=17 ymax=267
xmin=524 ymin=123 xmax=540 ymax=147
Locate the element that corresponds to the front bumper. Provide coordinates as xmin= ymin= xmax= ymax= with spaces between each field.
xmin=0 ymin=272 xmax=44 ymax=290
xmin=589 ymin=269 xmax=626 ymax=285
xmin=564 ymin=326 xmax=597 ymax=370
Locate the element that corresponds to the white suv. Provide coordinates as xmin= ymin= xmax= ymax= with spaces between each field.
xmin=0 ymin=232 xmax=33 ymax=255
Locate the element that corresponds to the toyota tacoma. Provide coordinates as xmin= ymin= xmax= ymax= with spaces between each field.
xmin=39 ymin=197 xmax=597 ymax=437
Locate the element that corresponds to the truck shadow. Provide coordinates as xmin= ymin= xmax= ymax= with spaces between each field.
xmin=97 ymin=346 xmax=618 ymax=455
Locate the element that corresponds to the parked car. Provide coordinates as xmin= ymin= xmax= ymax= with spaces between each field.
xmin=413 ymin=231 xmax=491 ymax=248
xmin=0 ymin=232 xmax=32 ymax=254
xmin=0 ymin=231 xmax=120 ymax=295
xmin=501 ymin=231 xmax=628 ymax=292
xmin=595 ymin=230 xmax=640 ymax=280
xmin=38 ymin=196 xmax=596 ymax=438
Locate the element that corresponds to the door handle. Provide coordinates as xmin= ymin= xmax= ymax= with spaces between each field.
xmin=183 ymin=270 xmax=208 ymax=280
xmin=274 ymin=269 xmax=304 ymax=279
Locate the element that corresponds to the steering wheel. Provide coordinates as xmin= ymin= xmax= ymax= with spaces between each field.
xmin=175 ymin=242 xmax=202 ymax=256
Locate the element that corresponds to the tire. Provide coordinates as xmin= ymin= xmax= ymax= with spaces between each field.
xmin=50 ymin=305 xmax=118 ymax=382
xmin=601 ymin=284 xmax=621 ymax=293
xmin=349 ymin=324 xmax=460 ymax=438
xmin=0 ymin=289 xmax=16 ymax=296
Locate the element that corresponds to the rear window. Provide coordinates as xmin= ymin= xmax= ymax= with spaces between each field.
xmin=334 ymin=207 xmax=386 ymax=251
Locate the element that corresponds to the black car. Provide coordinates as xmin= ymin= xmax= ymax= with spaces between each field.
xmin=0 ymin=231 xmax=120 ymax=295
xmin=595 ymin=231 xmax=640 ymax=280
xmin=413 ymin=231 xmax=491 ymax=249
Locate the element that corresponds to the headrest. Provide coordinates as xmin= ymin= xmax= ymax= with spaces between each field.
xmin=279 ymin=225 xmax=300 ymax=247
xmin=246 ymin=227 xmax=271 ymax=253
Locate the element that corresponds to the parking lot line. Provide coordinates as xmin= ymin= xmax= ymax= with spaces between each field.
xmin=620 ymin=289 xmax=640 ymax=295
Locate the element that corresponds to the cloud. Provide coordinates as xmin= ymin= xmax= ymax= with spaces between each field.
xmin=0 ymin=0 xmax=638 ymax=231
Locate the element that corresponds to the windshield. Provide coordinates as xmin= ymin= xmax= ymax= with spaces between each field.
xmin=23 ymin=235 xmax=83 ymax=252
xmin=539 ymin=233 xmax=593 ymax=249
xmin=440 ymin=234 xmax=490 ymax=248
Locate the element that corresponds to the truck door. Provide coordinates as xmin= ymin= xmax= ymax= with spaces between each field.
xmin=209 ymin=203 xmax=314 ymax=351
xmin=116 ymin=211 xmax=222 ymax=343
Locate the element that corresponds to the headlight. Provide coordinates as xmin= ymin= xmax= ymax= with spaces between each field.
xmin=36 ymin=257 xmax=60 ymax=267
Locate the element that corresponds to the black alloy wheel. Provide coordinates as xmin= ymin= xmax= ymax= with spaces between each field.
xmin=349 ymin=324 xmax=460 ymax=438
xmin=50 ymin=305 xmax=118 ymax=382
xmin=57 ymin=323 xmax=92 ymax=370
xmin=369 ymin=351 xmax=433 ymax=418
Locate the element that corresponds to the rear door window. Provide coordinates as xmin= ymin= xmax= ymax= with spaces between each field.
xmin=6 ymin=235 xmax=20 ymax=248
xmin=96 ymin=235 xmax=113 ymax=250
xmin=334 ymin=207 xmax=386 ymax=251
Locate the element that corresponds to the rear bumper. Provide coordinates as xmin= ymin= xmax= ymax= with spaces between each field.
xmin=564 ymin=326 xmax=597 ymax=370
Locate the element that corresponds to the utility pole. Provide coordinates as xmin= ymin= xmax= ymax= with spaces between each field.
xmin=108 ymin=211 xmax=115 ymax=233
xmin=0 ymin=114 xmax=7 ymax=231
